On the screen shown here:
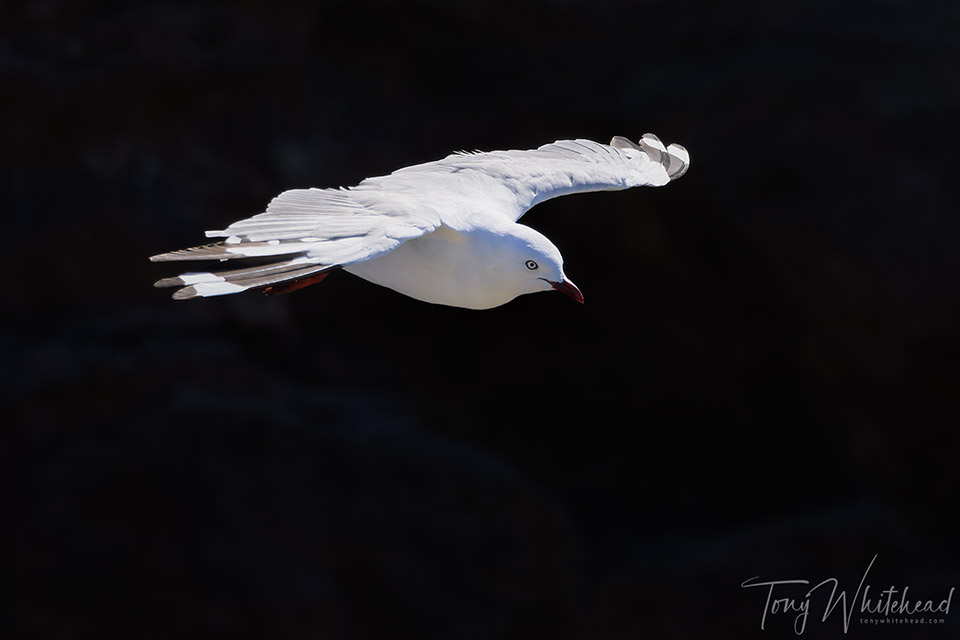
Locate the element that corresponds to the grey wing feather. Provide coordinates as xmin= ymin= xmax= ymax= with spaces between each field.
xmin=154 ymin=256 xmax=321 ymax=288
xmin=152 ymin=254 xmax=336 ymax=299
xmin=169 ymin=264 xmax=336 ymax=300
xmin=149 ymin=240 xmax=313 ymax=262
xmin=610 ymin=134 xmax=689 ymax=179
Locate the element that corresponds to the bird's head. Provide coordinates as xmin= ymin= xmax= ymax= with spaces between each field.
xmin=491 ymin=224 xmax=584 ymax=305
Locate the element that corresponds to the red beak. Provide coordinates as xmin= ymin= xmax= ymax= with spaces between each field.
xmin=549 ymin=277 xmax=584 ymax=304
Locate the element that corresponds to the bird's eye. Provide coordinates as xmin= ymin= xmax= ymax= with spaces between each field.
xmin=525 ymin=260 xmax=539 ymax=270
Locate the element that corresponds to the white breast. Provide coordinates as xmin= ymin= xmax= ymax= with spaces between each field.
xmin=344 ymin=224 xmax=525 ymax=310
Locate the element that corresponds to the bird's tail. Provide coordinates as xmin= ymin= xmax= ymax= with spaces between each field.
xmin=150 ymin=241 xmax=337 ymax=299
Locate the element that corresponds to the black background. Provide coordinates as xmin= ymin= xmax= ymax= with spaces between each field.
xmin=5 ymin=1 xmax=960 ymax=638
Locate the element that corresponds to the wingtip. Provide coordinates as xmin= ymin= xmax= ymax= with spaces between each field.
xmin=150 ymin=250 xmax=194 ymax=262
xmin=667 ymin=143 xmax=689 ymax=164
xmin=171 ymin=286 xmax=199 ymax=300
xmin=154 ymin=276 xmax=183 ymax=288
xmin=637 ymin=134 xmax=667 ymax=165
xmin=665 ymin=143 xmax=690 ymax=179
xmin=609 ymin=135 xmax=638 ymax=150
xmin=640 ymin=133 xmax=667 ymax=152
xmin=611 ymin=133 xmax=690 ymax=181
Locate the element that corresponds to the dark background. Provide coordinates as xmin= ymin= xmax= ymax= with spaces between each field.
xmin=4 ymin=1 xmax=959 ymax=638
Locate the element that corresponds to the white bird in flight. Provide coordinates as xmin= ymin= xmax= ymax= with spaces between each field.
xmin=151 ymin=134 xmax=689 ymax=309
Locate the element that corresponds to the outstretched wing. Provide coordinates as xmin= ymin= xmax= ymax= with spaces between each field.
xmin=150 ymin=188 xmax=442 ymax=299
xmin=388 ymin=133 xmax=689 ymax=222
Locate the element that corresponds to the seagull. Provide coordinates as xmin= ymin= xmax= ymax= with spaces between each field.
xmin=151 ymin=134 xmax=689 ymax=309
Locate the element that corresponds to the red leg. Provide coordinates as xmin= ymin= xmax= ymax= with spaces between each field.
xmin=264 ymin=271 xmax=332 ymax=296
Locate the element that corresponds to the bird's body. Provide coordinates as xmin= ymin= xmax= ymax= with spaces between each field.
xmin=151 ymin=135 xmax=689 ymax=309
xmin=344 ymin=221 xmax=559 ymax=310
